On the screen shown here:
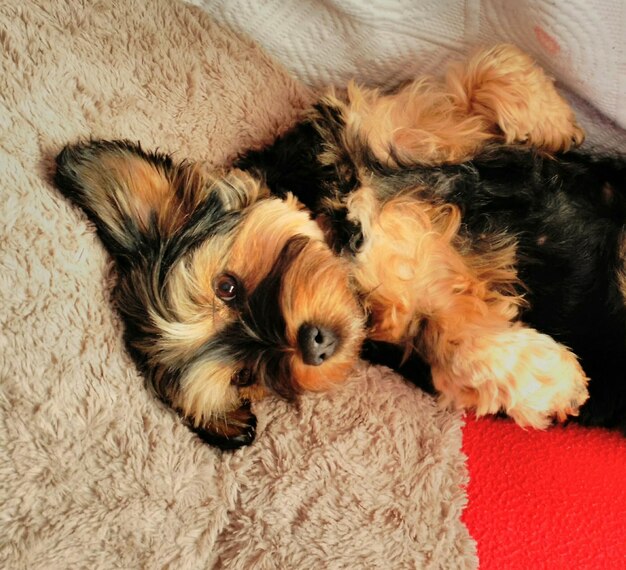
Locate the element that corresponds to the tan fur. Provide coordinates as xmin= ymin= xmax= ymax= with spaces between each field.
xmin=281 ymin=240 xmax=366 ymax=391
xmin=447 ymin=44 xmax=584 ymax=153
xmin=334 ymin=44 xmax=583 ymax=167
xmin=174 ymin=360 xmax=239 ymax=427
xmin=348 ymin=187 xmax=588 ymax=428
xmin=99 ymin=154 xmax=173 ymax=231
xmin=228 ymin=195 xmax=325 ymax=291
xmin=350 ymin=189 xmax=522 ymax=345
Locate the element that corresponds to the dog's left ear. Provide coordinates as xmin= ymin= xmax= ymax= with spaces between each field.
xmin=54 ymin=139 xmax=265 ymax=261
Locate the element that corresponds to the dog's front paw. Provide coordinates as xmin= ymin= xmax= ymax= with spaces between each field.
xmin=433 ymin=326 xmax=589 ymax=429
xmin=501 ymin=332 xmax=590 ymax=428
xmin=187 ymin=401 xmax=257 ymax=450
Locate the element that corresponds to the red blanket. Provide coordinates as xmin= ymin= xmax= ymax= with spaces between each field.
xmin=463 ymin=415 xmax=626 ymax=569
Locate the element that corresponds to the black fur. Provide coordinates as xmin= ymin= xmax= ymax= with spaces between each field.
xmin=237 ymin=103 xmax=363 ymax=254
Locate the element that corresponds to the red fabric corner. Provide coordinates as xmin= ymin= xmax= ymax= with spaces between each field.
xmin=462 ymin=414 xmax=626 ymax=569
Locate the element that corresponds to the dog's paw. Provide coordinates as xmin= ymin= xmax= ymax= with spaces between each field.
xmin=501 ymin=332 xmax=590 ymax=428
xmin=512 ymin=114 xmax=585 ymax=153
xmin=187 ymin=401 xmax=257 ymax=450
xmin=434 ymin=326 xmax=589 ymax=429
xmin=459 ymin=44 xmax=586 ymax=153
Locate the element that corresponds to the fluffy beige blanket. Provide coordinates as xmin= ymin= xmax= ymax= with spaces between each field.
xmin=0 ymin=1 xmax=476 ymax=567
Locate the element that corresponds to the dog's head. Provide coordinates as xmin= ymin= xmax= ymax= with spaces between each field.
xmin=55 ymin=140 xmax=365 ymax=449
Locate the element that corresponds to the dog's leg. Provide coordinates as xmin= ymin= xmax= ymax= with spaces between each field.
xmin=446 ymin=44 xmax=584 ymax=152
xmin=342 ymin=44 xmax=583 ymax=166
xmin=185 ymin=402 xmax=258 ymax=449
xmin=351 ymin=191 xmax=589 ymax=428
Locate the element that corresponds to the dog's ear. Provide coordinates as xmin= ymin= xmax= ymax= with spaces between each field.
xmin=54 ymin=140 xmax=266 ymax=260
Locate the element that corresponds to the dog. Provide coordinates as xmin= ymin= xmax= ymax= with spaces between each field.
xmin=238 ymin=45 xmax=626 ymax=432
xmin=54 ymin=45 xmax=622 ymax=449
xmin=54 ymin=140 xmax=365 ymax=449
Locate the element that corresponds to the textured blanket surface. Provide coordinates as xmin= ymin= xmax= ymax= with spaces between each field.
xmin=463 ymin=416 xmax=626 ymax=569
xmin=0 ymin=1 xmax=476 ymax=568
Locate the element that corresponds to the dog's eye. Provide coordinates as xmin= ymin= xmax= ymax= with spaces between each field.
xmin=214 ymin=273 xmax=238 ymax=303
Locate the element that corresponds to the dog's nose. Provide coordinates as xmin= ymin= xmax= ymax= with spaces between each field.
xmin=298 ymin=324 xmax=339 ymax=366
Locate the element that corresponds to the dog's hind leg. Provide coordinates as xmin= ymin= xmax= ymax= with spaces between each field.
xmin=446 ymin=44 xmax=584 ymax=152
xmin=341 ymin=44 xmax=583 ymax=167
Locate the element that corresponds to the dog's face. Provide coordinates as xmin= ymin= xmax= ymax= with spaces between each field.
xmin=55 ymin=140 xmax=365 ymax=449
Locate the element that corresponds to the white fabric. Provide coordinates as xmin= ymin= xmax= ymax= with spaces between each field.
xmin=190 ymin=0 xmax=625 ymax=152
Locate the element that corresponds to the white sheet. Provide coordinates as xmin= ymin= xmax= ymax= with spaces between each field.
xmin=190 ymin=0 xmax=625 ymax=152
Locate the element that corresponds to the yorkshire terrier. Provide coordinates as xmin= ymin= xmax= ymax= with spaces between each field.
xmin=238 ymin=44 xmax=626 ymax=433
xmin=54 ymin=45 xmax=624 ymax=450
xmin=54 ymin=141 xmax=365 ymax=449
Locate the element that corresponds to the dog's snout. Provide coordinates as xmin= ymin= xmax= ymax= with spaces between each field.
xmin=298 ymin=324 xmax=339 ymax=366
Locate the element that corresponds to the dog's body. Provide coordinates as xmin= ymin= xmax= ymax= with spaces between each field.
xmin=242 ymin=129 xmax=626 ymax=430
xmin=433 ymin=150 xmax=626 ymax=430
xmin=239 ymin=46 xmax=626 ymax=433
xmin=54 ymin=45 xmax=624 ymax=448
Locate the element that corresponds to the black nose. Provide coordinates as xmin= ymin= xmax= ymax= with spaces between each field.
xmin=298 ymin=324 xmax=339 ymax=366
